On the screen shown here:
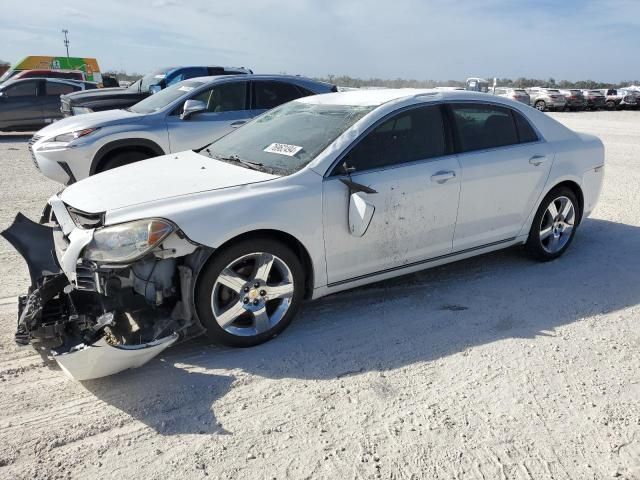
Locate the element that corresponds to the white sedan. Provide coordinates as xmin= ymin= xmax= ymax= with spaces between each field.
xmin=3 ymin=89 xmax=604 ymax=380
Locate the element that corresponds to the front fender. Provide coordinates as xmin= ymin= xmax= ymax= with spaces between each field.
xmin=89 ymin=137 xmax=166 ymax=176
xmin=105 ymin=169 xmax=329 ymax=290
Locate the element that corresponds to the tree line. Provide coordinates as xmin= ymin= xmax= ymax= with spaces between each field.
xmin=99 ymin=71 xmax=640 ymax=90
xmin=316 ymin=75 xmax=640 ymax=89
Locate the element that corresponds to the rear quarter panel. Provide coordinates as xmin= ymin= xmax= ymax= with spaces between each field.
xmin=521 ymin=136 xmax=604 ymax=236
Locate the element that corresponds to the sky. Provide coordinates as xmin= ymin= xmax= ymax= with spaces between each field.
xmin=2 ymin=0 xmax=639 ymax=82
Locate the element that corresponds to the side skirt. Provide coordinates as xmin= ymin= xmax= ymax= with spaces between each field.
xmin=312 ymin=236 xmax=527 ymax=299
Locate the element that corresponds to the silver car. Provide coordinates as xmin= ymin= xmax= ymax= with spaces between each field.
xmin=492 ymin=87 xmax=530 ymax=105
xmin=526 ymin=87 xmax=567 ymax=112
xmin=29 ymin=75 xmax=336 ymax=185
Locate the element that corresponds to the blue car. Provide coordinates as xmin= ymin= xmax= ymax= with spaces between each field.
xmin=60 ymin=65 xmax=253 ymax=116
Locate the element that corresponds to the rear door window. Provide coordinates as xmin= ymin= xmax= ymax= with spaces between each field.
xmin=450 ymin=103 xmax=519 ymax=152
xmin=190 ymin=81 xmax=248 ymax=112
xmin=3 ymin=81 xmax=38 ymax=97
xmin=45 ymin=81 xmax=78 ymax=96
xmin=253 ymin=81 xmax=305 ymax=110
xmin=513 ymin=110 xmax=539 ymax=143
xmin=341 ymin=105 xmax=447 ymax=172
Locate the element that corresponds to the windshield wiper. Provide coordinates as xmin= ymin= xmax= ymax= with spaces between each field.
xmin=205 ymin=150 xmax=264 ymax=171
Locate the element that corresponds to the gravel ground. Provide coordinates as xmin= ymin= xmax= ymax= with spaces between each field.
xmin=0 ymin=111 xmax=639 ymax=480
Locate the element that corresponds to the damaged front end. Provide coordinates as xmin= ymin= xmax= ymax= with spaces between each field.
xmin=2 ymin=198 xmax=211 ymax=381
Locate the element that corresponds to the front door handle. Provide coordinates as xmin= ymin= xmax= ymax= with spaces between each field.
xmin=431 ymin=170 xmax=456 ymax=184
xmin=529 ymin=155 xmax=547 ymax=166
xmin=230 ymin=120 xmax=248 ymax=128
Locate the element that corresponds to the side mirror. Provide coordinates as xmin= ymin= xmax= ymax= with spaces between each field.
xmin=148 ymin=84 xmax=162 ymax=94
xmin=180 ymin=99 xmax=206 ymax=120
xmin=348 ymin=192 xmax=375 ymax=237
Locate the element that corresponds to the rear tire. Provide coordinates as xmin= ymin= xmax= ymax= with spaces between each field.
xmin=195 ymin=237 xmax=305 ymax=347
xmin=534 ymin=100 xmax=546 ymax=112
xmin=605 ymin=100 xmax=615 ymax=111
xmin=525 ymin=186 xmax=581 ymax=262
xmin=97 ymin=150 xmax=151 ymax=173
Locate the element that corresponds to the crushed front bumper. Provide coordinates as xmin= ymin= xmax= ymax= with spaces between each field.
xmin=1 ymin=199 xmax=197 ymax=381
xmin=55 ymin=333 xmax=178 ymax=381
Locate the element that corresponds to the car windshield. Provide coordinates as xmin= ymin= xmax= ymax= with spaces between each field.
xmin=204 ymin=101 xmax=375 ymax=175
xmin=126 ymin=78 xmax=142 ymax=92
xmin=128 ymin=80 xmax=204 ymax=114
xmin=0 ymin=69 xmax=14 ymax=83
xmin=140 ymin=68 xmax=173 ymax=92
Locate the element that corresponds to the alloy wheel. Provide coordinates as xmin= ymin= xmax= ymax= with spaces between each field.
xmin=211 ymin=252 xmax=295 ymax=337
xmin=539 ymin=196 xmax=575 ymax=254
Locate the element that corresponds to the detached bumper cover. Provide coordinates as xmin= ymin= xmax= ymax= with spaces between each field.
xmin=54 ymin=333 xmax=179 ymax=381
xmin=1 ymin=212 xmax=62 ymax=286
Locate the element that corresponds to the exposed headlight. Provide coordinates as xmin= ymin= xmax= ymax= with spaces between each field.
xmin=72 ymin=106 xmax=94 ymax=115
xmin=38 ymin=128 xmax=100 ymax=151
xmin=83 ymin=219 xmax=174 ymax=263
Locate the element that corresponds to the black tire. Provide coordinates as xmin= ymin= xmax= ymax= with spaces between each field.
xmin=195 ymin=237 xmax=305 ymax=347
xmin=525 ymin=186 xmax=581 ymax=262
xmin=534 ymin=100 xmax=546 ymax=112
xmin=605 ymin=100 xmax=615 ymax=111
xmin=97 ymin=150 xmax=151 ymax=173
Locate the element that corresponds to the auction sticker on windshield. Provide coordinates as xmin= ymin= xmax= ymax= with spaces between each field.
xmin=264 ymin=143 xmax=303 ymax=156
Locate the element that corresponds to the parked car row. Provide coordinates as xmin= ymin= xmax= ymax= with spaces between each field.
xmin=491 ymin=85 xmax=638 ymax=111
xmin=2 ymin=72 xmax=605 ymax=379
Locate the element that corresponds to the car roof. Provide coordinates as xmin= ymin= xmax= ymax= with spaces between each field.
xmin=295 ymin=88 xmax=513 ymax=107
xmin=0 ymin=77 xmax=88 ymax=88
xmin=186 ymin=74 xmax=334 ymax=88
xmin=17 ymin=69 xmax=83 ymax=73
xmin=162 ymin=66 xmax=252 ymax=74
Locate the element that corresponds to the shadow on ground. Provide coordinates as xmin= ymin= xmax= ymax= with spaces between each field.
xmin=82 ymin=217 xmax=640 ymax=435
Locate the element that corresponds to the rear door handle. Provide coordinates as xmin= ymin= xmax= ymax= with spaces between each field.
xmin=230 ymin=120 xmax=248 ymax=128
xmin=529 ymin=155 xmax=547 ymax=166
xmin=431 ymin=170 xmax=456 ymax=184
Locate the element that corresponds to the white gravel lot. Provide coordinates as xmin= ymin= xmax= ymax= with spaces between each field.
xmin=0 ymin=111 xmax=639 ymax=480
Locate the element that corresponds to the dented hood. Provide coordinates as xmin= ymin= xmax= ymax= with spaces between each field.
xmin=60 ymin=150 xmax=279 ymax=213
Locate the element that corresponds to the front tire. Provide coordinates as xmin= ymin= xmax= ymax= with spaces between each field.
xmin=195 ymin=238 xmax=305 ymax=347
xmin=534 ymin=100 xmax=546 ymax=112
xmin=525 ymin=186 xmax=580 ymax=261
